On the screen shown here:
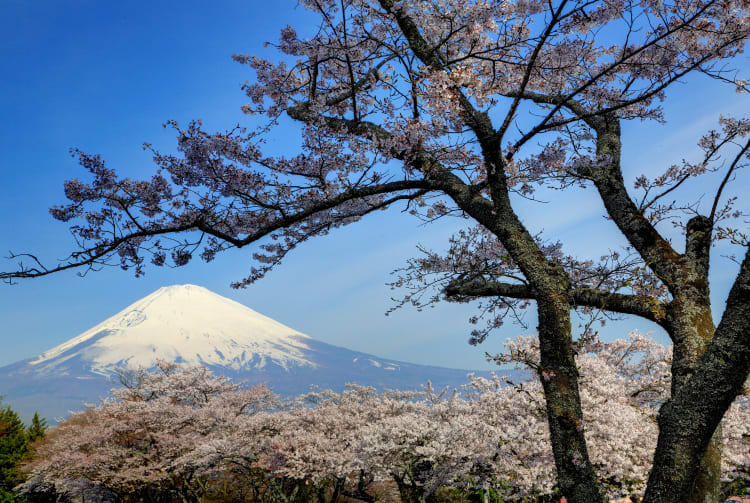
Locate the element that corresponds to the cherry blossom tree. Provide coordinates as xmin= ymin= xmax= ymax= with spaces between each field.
xmin=20 ymin=338 xmax=748 ymax=502
xmin=477 ymin=331 xmax=748 ymax=500
xmin=3 ymin=0 xmax=750 ymax=501
xmin=343 ymin=385 xmax=490 ymax=503
xmin=260 ymin=384 xmax=487 ymax=503
xmin=394 ymin=114 xmax=750 ymax=501
xmin=258 ymin=386 xmax=382 ymax=503
xmin=20 ymin=361 xmax=279 ymax=503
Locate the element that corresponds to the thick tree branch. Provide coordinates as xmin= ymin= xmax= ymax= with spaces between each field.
xmin=444 ymin=278 xmax=666 ymax=325
xmin=502 ymin=90 xmax=700 ymax=294
xmin=1 ymin=179 xmax=436 ymax=283
xmin=500 ymin=89 xmax=684 ymax=292
xmin=588 ymin=119 xmax=683 ymax=292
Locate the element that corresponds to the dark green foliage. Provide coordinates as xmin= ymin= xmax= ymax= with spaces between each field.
xmin=25 ymin=414 xmax=46 ymax=444
xmin=0 ymin=399 xmax=47 ymax=501
xmin=0 ymin=487 xmax=32 ymax=503
xmin=0 ymin=405 xmax=28 ymax=493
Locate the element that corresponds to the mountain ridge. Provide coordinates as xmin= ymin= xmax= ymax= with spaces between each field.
xmin=29 ymin=284 xmax=316 ymax=374
xmin=0 ymin=284 xmax=521 ymax=422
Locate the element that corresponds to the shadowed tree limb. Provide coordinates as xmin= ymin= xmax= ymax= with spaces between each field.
xmin=1 ymin=180 xmax=438 ymax=284
xmin=444 ymin=278 xmax=667 ymax=326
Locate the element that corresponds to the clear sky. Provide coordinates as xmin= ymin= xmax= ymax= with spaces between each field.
xmin=0 ymin=0 xmax=748 ymax=371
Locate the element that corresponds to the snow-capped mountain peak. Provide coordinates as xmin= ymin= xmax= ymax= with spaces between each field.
xmin=1 ymin=284 xmax=520 ymax=423
xmin=30 ymin=284 xmax=315 ymax=373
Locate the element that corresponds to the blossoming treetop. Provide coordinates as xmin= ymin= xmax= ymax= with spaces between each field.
xmin=3 ymin=1 xmax=750 ymax=502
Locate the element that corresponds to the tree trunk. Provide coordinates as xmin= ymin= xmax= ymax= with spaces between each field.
xmin=393 ymin=477 xmax=429 ymax=503
xmin=665 ymin=216 xmax=722 ymax=503
xmin=341 ymin=470 xmax=377 ymax=503
xmin=447 ymin=159 xmax=606 ymax=503
xmin=667 ymin=300 xmax=721 ymax=503
xmin=430 ymin=97 xmax=605 ymax=502
xmin=535 ymin=291 xmax=606 ymax=503
xmin=643 ymin=247 xmax=750 ymax=503
xmin=316 ymin=478 xmax=344 ymax=503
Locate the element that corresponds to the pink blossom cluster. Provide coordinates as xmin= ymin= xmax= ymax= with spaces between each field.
xmin=21 ymin=335 xmax=749 ymax=502
xmin=13 ymin=0 xmax=745 ymax=285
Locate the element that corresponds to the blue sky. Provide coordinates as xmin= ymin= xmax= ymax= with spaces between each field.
xmin=0 ymin=0 xmax=748 ymax=371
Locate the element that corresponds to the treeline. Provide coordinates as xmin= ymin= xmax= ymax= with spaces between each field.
xmin=6 ymin=333 xmax=750 ymax=503
xmin=0 ymin=400 xmax=47 ymax=503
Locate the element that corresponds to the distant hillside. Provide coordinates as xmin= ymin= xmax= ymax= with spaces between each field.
xmin=0 ymin=284 xmax=525 ymax=422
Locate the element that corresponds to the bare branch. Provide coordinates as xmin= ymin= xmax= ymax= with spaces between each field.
xmin=710 ymin=137 xmax=750 ymax=222
xmin=444 ymin=278 xmax=667 ymax=325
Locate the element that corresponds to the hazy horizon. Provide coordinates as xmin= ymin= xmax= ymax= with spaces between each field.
xmin=1 ymin=0 xmax=748 ymax=371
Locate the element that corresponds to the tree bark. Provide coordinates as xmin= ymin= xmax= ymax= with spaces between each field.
xmin=440 ymin=174 xmax=606 ymax=503
xmin=664 ymin=216 xmax=722 ymax=503
xmin=536 ymin=287 xmax=606 ymax=503
xmin=393 ymin=475 xmax=438 ymax=503
xmin=643 ymin=246 xmax=750 ymax=503
xmin=587 ymin=117 xmax=728 ymax=502
xmin=667 ymin=299 xmax=722 ymax=503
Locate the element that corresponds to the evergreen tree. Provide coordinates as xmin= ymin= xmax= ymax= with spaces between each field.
xmin=25 ymin=413 xmax=46 ymax=444
xmin=0 ymin=403 xmax=28 ymax=493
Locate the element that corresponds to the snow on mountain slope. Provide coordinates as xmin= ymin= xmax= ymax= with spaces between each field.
xmin=30 ymin=284 xmax=316 ymax=374
xmin=1 ymin=284 xmax=522 ymax=423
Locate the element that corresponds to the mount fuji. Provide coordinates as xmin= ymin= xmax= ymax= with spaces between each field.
xmin=0 ymin=284 xmax=517 ymax=422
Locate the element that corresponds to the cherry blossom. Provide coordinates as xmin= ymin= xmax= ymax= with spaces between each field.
xmin=20 ymin=337 xmax=749 ymax=502
xmin=5 ymin=0 xmax=750 ymax=501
